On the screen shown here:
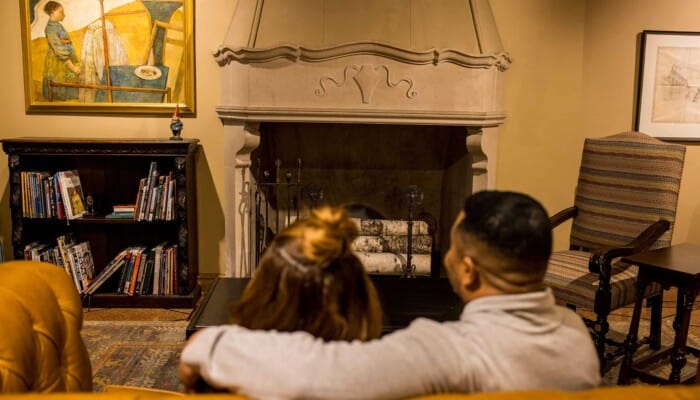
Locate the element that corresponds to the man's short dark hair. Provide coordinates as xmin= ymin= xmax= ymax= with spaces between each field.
xmin=459 ymin=191 xmax=552 ymax=272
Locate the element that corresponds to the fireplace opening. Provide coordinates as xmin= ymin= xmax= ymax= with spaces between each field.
xmin=250 ymin=122 xmax=473 ymax=277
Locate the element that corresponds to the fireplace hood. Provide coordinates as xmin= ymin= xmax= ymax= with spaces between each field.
xmin=214 ymin=0 xmax=511 ymax=125
xmin=214 ymin=0 xmax=511 ymax=276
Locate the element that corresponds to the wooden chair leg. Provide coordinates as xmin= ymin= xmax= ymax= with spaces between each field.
xmin=648 ymin=293 xmax=663 ymax=350
xmin=593 ymin=308 xmax=611 ymax=371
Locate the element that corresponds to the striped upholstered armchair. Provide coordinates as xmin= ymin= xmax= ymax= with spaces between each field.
xmin=544 ymin=131 xmax=685 ymax=370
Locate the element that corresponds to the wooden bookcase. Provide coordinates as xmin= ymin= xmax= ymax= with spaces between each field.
xmin=2 ymin=138 xmax=201 ymax=308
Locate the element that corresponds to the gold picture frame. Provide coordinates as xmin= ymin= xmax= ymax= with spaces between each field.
xmin=19 ymin=0 xmax=195 ymax=116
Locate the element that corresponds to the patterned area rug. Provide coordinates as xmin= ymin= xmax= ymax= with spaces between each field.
xmin=81 ymin=320 xmax=188 ymax=392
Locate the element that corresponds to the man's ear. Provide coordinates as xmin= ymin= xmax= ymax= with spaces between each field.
xmin=461 ymin=255 xmax=478 ymax=287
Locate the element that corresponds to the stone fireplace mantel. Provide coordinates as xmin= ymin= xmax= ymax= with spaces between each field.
xmin=216 ymin=0 xmax=510 ymax=276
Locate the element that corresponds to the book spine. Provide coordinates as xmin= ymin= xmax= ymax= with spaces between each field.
xmin=153 ymin=245 xmax=162 ymax=295
xmin=86 ymin=248 xmax=129 ymax=295
xmin=57 ymin=171 xmax=72 ymax=219
xmin=56 ymin=234 xmax=75 ymax=279
xmin=79 ymin=242 xmax=96 ymax=290
xmin=118 ymin=248 xmax=134 ymax=294
xmin=134 ymin=178 xmax=145 ymax=221
xmin=128 ymin=248 xmax=145 ymax=296
xmin=147 ymin=186 xmax=158 ymax=221
xmin=67 ymin=245 xmax=84 ymax=293
xmin=47 ymin=175 xmax=57 ymax=218
xmin=166 ymin=177 xmax=175 ymax=221
xmin=159 ymin=175 xmax=169 ymax=220
xmin=171 ymin=245 xmax=178 ymax=295
xmin=141 ymin=252 xmax=155 ymax=295
xmin=42 ymin=176 xmax=50 ymax=218
xmin=32 ymin=173 xmax=40 ymax=219
xmin=139 ymin=162 xmax=158 ymax=221
xmin=53 ymin=172 xmax=65 ymax=220
xmin=133 ymin=250 xmax=149 ymax=295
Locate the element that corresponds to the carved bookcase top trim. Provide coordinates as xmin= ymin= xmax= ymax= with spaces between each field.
xmin=2 ymin=138 xmax=200 ymax=156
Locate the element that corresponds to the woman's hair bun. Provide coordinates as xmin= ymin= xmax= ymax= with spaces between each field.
xmin=311 ymin=206 xmax=359 ymax=242
xmin=287 ymin=207 xmax=358 ymax=267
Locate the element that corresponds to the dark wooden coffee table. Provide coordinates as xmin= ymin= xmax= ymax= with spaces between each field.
xmin=618 ymin=243 xmax=700 ymax=385
xmin=186 ymin=275 xmax=463 ymax=338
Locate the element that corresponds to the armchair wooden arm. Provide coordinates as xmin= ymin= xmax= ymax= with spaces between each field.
xmin=588 ymin=220 xmax=670 ymax=274
xmin=550 ymin=207 xmax=578 ymax=229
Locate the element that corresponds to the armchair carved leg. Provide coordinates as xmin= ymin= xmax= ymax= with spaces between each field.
xmin=592 ymin=256 xmax=613 ymax=371
xmin=593 ymin=309 xmax=611 ymax=370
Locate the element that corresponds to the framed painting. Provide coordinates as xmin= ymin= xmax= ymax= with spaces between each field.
xmin=635 ymin=30 xmax=700 ymax=140
xmin=19 ymin=0 xmax=195 ymax=115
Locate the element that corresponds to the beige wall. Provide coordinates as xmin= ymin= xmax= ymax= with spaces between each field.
xmin=1 ymin=0 xmax=698 ymax=274
xmin=582 ymin=0 xmax=700 ymax=246
xmin=491 ymin=0 xmax=586 ymax=250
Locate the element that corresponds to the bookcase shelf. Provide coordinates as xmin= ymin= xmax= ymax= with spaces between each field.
xmin=3 ymin=138 xmax=201 ymax=308
xmin=22 ymin=216 xmax=180 ymax=225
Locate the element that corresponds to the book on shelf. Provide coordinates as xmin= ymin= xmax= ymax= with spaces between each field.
xmin=53 ymin=172 xmax=65 ymax=219
xmin=133 ymin=163 xmax=177 ymax=222
xmin=20 ymin=170 xmax=87 ymax=220
xmin=112 ymin=204 xmax=136 ymax=213
xmin=136 ymin=162 xmax=159 ymax=221
xmin=56 ymin=233 xmax=77 ymax=281
xmin=105 ymin=211 xmax=135 ymax=219
xmin=119 ymin=246 xmax=146 ymax=294
xmin=133 ymin=177 xmax=146 ymax=220
xmin=84 ymin=248 xmax=130 ymax=296
xmin=24 ymin=242 xmax=56 ymax=263
xmin=36 ymin=239 xmax=182 ymax=297
xmin=57 ymin=170 xmax=86 ymax=220
xmin=127 ymin=247 xmax=148 ymax=296
xmin=71 ymin=241 xmax=96 ymax=291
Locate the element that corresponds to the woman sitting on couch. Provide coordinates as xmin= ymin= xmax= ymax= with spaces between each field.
xmin=227 ymin=206 xmax=383 ymax=341
xmin=180 ymin=207 xmax=383 ymax=392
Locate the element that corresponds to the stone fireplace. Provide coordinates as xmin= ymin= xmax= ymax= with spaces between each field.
xmin=216 ymin=0 xmax=511 ymax=277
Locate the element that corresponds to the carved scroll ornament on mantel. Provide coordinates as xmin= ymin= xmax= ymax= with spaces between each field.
xmin=314 ymin=65 xmax=417 ymax=104
xmin=213 ymin=41 xmax=512 ymax=71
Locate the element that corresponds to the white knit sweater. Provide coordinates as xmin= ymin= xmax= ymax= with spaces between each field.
xmin=181 ymin=288 xmax=600 ymax=400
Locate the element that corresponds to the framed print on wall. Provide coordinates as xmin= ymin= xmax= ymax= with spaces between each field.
xmin=635 ymin=30 xmax=700 ymax=140
xmin=19 ymin=0 xmax=195 ymax=116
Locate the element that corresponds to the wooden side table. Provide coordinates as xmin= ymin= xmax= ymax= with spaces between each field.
xmin=618 ymin=243 xmax=700 ymax=385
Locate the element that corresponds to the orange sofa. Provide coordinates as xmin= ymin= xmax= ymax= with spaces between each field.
xmin=2 ymin=261 xmax=699 ymax=399
xmin=0 ymin=261 xmax=91 ymax=392
xmin=1 ymin=385 xmax=700 ymax=399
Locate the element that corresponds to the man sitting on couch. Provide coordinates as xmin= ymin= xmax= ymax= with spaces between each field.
xmin=180 ymin=191 xmax=601 ymax=398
